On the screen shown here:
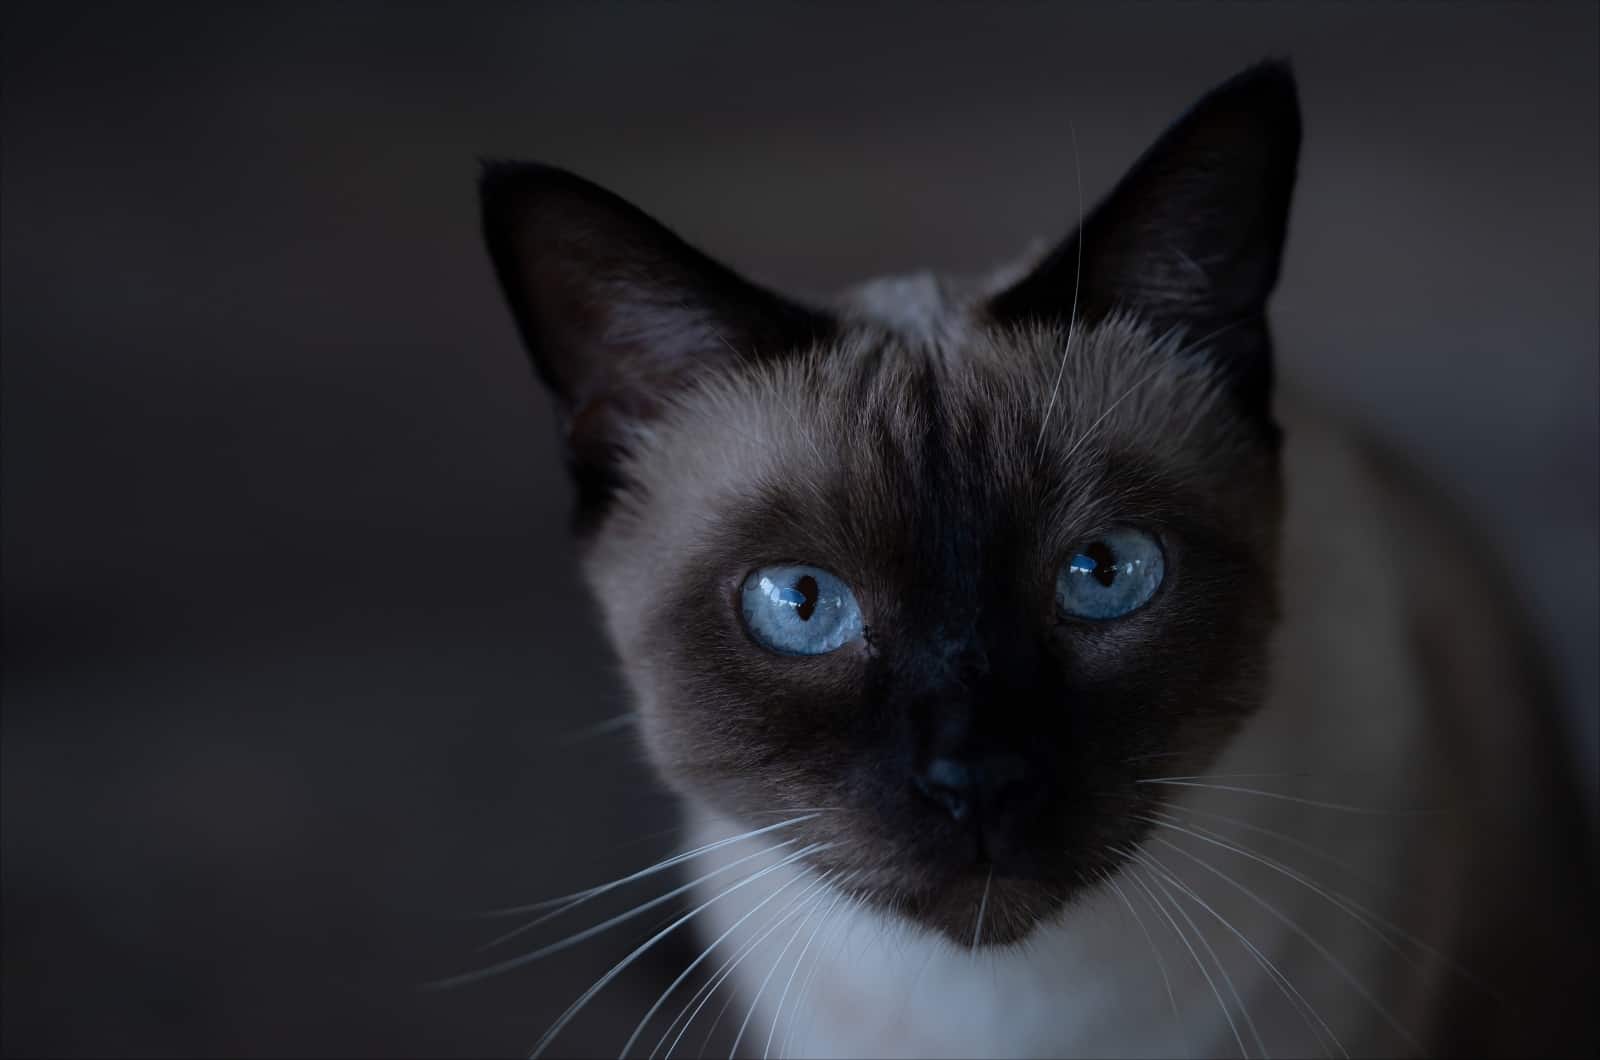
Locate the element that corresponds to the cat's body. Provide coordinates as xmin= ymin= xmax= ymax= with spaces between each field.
xmin=480 ymin=62 xmax=1594 ymax=1056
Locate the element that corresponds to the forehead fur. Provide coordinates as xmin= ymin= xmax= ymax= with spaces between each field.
xmin=584 ymin=292 xmax=1272 ymax=662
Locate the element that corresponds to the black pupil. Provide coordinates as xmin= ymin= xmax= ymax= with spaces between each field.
xmin=794 ymin=575 xmax=819 ymax=621
xmin=1085 ymin=541 xmax=1119 ymax=587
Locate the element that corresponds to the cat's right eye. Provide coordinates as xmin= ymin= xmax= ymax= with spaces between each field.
xmin=740 ymin=565 xmax=864 ymax=656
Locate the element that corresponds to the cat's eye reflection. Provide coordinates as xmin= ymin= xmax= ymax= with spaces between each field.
xmin=1056 ymin=528 xmax=1165 ymax=620
xmin=740 ymin=565 xmax=863 ymax=655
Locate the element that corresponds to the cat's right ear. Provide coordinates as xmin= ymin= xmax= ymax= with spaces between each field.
xmin=479 ymin=162 xmax=834 ymax=522
xmin=986 ymin=62 xmax=1300 ymax=419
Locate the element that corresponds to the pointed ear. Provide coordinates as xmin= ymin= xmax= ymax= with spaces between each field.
xmin=479 ymin=162 xmax=834 ymax=517
xmin=988 ymin=61 xmax=1301 ymax=411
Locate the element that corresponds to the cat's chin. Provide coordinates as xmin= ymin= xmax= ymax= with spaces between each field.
xmin=877 ymin=872 xmax=1074 ymax=949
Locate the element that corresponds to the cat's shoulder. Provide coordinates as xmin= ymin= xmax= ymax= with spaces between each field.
xmin=1275 ymin=393 xmax=1595 ymax=1057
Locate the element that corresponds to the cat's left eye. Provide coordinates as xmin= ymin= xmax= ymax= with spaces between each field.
xmin=1056 ymin=528 xmax=1166 ymax=621
xmin=740 ymin=565 xmax=864 ymax=656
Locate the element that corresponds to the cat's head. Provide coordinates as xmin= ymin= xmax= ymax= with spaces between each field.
xmin=481 ymin=63 xmax=1299 ymax=945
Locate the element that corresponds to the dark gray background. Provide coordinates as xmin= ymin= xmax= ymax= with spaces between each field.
xmin=3 ymin=2 xmax=1595 ymax=1056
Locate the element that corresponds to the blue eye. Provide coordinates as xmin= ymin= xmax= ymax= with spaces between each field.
xmin=1056 ymin=528 xmax=1165 ymax=621
xmin=740 ymin=565 xmax=864 ymax=655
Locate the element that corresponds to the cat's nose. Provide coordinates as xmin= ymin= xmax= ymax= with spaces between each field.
xmin=912 ymin=754 xmax=1033 ymax=823
xmin=913 ymin=757 xmax=977 ymax=821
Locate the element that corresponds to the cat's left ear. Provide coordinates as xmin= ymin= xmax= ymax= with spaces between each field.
xmin=987 ymin=61 xmax=1301 ymax=414
xmin=479 ymin=162 xmax=834 ymax=521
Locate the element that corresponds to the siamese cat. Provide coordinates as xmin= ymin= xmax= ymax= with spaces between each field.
xmin=476 ymin=62 xmax=1595 ymax=1057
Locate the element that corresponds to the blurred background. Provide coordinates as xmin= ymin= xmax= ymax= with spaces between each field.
xmin=3 ymin=2 xmax=1595 ymax=1055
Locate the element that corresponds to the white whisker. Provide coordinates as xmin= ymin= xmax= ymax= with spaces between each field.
xmin=434 ymin=840 xmax=800 ymax=990
xmin=530 ymin=841 xmax=832 ymax=1058
xmin=728 ymin=878 xmax=836 ymax=1059
xmin=971 ymin=867 xmax=994 ymax=950
xmin=1055 ymin=318 xmax=1248 ymax=468
xmin=643 ymin=871 xmax=838 ymax=1060
xmin=1102 ymin=870 xmax=1189 ymax=1058
xmin=764 ymin=875 xmax=857 ymax=1059
xmin=1147 ymin=835 xmax=1421 ymax=1052
xmin=1056 ymin=356 xmax=1174 ymax=466
xmin=1134 ymin=779 xmax=1437 ymax=816
xmin=1133 ymin=846 xmax=1343 ymax=1060
xmin=1142 ymin=857 xmax=1265 ymax=1059
xmin=695 ymin=972 xmax=745 ymax=1059
xmin=480 ymin=814 xmax=820 ymax=925
xmin=1144 ymin=811 xmax=1497 ymax=1000
xmin=779 ymin=891 xmax=865 ymax=1059
xmin=1160 ymin=805 xmax=1380 ymax=891
xmin=1034 ymin=120 xmax=1084 ymax=455
xmin=1126 ymin=863 xmax=1247 ymax=1058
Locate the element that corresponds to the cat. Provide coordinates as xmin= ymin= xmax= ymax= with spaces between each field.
xmin=476 ymin=61 xmax=1595 ymax=1057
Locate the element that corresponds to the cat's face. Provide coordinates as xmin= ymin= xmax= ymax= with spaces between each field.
xmin=482 ymin=63 xmax=1299 ymax=945
xmin=584 ymin=320 xmax=1281 ymax=943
